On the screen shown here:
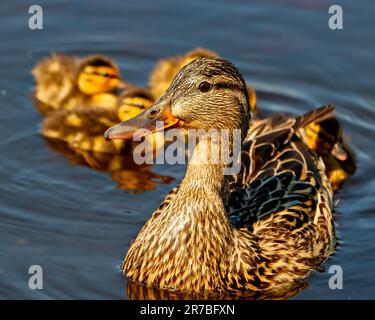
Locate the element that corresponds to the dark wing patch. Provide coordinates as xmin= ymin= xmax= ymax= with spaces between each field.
xmin=226 ymin=106 xmax=334 ymax=230
xmin=233 ymin=105 xmax=335 ymax=186
xmin=227 ymin=171 xmax=318 ymax=230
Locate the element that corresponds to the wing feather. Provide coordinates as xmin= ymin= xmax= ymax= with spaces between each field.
xmin=227 ymin=106 xmax=335 ymax=230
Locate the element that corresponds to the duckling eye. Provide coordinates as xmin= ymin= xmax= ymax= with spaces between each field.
xmin=147 ymin=108 xmax=160 ymax=119
xmin=101 ymin=72 xmax=110 ymax=78
xmin=198 ymin=81 xmax=212 ymax=93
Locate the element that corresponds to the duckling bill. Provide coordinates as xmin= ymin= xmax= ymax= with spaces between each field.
xmin=300 ymin=117 xmax=356 ymax=191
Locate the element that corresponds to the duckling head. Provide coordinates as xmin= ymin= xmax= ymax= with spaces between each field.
xmin=117 ymin=88 xmax=154 ymax=122
xmin=77 ymin=55 xmax=120 ymax=95
xmin=181 ymin=47 xmax=218 ymax=68
xmin=105 ymin=57 xmax=251 ymax=141
xmin=304 ymin=117 xmax=348 ymax=161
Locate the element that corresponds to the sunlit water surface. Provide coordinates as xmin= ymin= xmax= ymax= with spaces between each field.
xmin=0 ymin=0 xmax=374 ymax=299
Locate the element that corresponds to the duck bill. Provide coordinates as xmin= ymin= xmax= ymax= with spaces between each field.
xmin=104 ymin=101 xmax=182 ymax=140
xmin=117 ymin=81 xmax=129 ymax=90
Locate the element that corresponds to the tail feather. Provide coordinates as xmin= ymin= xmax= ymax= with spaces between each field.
xmin=294 ymin=104 xmax=336 ymax=130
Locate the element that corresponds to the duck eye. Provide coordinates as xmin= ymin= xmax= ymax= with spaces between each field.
xmin=102 ymin=72 xmax=110 ymax=78
xmin=198 ymin=81 xmax=212 ymax=92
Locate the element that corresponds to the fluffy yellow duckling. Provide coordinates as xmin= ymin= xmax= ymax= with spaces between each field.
xmin=148 ymin=47 xmax=257 ymax=111
xmin=41 ymin=87 xmax=158 ymax=154
xmin=300 ymin=117 xmax=356 ymax=191
xmin=32 ymin=53 xmax=126 ymax=115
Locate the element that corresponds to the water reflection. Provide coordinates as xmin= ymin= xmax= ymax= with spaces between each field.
xmin=126 ymin=280 xmax=308 ymax=300
xmin=44 ymin=138 xmax=174 ymax=192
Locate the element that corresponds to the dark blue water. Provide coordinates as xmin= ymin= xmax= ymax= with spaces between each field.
xmin=0 ymin=0 xmax=374 ymax=299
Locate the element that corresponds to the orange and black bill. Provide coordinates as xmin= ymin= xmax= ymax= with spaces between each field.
xmin=104 ymin=100 xmax=182 ymax=140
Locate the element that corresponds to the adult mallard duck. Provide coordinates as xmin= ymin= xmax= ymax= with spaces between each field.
xmin=41 ymin=87 xmax=159 ymax=154
xmin=32 ymin=53 xmax=127 ymax=115
xmin=148 ymin=47 xmax=257 ymax=111
xmin=105 ymin=57 xmax=339 ymax=294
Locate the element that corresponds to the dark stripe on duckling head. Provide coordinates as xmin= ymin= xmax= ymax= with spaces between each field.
xmin=81 ymin=55 xmax=117 ymax=68
xmin=77 ymin=55 xmax=120 ymax=77
xmin=82 ymin=71 xmax=119 ymax=79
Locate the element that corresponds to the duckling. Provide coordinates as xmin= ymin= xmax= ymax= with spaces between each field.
xmin=32 ymin=53 xmax=126 ymax=115
xmin=41 ymin=87 xmax=156 ymax=154
xmin=117 ymin=87 xmax=154 ymax=122
xmin=105 ymin=57 xmax=343 ymax=294
xmin=299 ymin=117 xmax=356 ymax=191
xmin=148 ymin=47 xmax=257 ymax=111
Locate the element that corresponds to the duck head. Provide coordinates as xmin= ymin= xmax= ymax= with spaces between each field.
xmin=77 ymin=55 xmax=121 ymax=95
xmin=105 ymin=57 xmax=251 ymax=141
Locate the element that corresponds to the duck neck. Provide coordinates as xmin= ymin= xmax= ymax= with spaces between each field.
xmin=167 ymin=136 xmax=233 ymax=238
xmin=181 ymin=136 xmax=232 ymax=202
xmin=124 ymin=136 xmax=235 ymax=290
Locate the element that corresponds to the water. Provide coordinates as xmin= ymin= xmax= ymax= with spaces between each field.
xmin=0 ymin=0 xmax=374 ymax=299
